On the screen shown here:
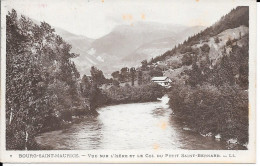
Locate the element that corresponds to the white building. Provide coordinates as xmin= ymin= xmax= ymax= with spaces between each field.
xmin=151 ymin=77 xmax=172 ymax=87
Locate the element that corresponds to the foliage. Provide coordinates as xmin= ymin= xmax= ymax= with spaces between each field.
xmin=147 ymin=6 xmax=249 ymax=64
xmin=141 ymin=60 xmax=148 ymax=70
xmin=137 ymin=70 xmax=143 ymax=85
xmin=181 ymin=54 xmax=193 ymax=66
xmin=169 ymin=83 xmax=248 ymax=145
xmin=112 ymin=79 xmax=120 ymax=87
xmin=90 ymin=66 xmax=106 ymax=85
xmin=149 ymin=68 xmax=163 ymax=77
xmin=104 ymin=83 xmax=164 ymax=104
xmin=167 ymin=7 xmax=249 ymax=147
xmin=80 ymin=75 xmax=91 ymax=98
xmin=201 ymin=44 xmax=210 ymax=53
xmin=214 ymin=37 xmax=220 ymax=43
xmin=6 ymin=10 xmax=81 ymax=150
xmin=111 ymin=71 xmax=120 ymax=79
xmin=130 ymin=67 xmax=136 ymax=86
xmin=89 ymin=84 xmax=107 ymax=113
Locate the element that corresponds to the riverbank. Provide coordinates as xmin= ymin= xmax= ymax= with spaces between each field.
xmin=32 ymin=115 xmax=96 ymax=150
xmin=34 ymin=93 xmax=166 ymax=150
xmin=168 ymin=84 xmax=248 ymax=150
xmin=35 ymin=99 xmax=231 ymax=150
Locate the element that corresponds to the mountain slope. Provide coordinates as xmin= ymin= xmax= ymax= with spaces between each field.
xmin=165 ymin=6 xmax=249 ymax=149
xmin=87 ymin=22 xmax=204 ymax=74
xmin=48 ymin=21 xmax=204 ymax=75
xmin=123 ymin=25 xmax=205 ymax=66
xmin=147 ymin=6 xmax=249 ymax=87
xmin=54 ymin=27 xmax=99 ymax=75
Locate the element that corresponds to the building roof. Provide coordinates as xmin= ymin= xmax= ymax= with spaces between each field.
xmin=151 ymin=77 xmax=168 ymax=81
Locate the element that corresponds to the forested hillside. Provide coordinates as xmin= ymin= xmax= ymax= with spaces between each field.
xmin=149 ymin=6 xmax=249 ymax=148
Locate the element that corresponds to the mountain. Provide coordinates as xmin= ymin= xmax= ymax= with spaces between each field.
xmin=148 ymin=6 xmax=249 ymax=86
xmin=17 ymin=12 xmax=205 ymax=76
xmin=89 ymin=22 xmax=185 ymax=72
xmin=55 ymin=27 xmax=93 ymax=50
xmin=48 ymin=21 xmax=204 ymax=75
xmin=84 ymin=22 xmax=204 ymax=74
xmin=122 ymin=25 xmax=205 ymax=67
xmin=30 ymin=18 xmax=98 ymax=75
xmin=54 ymin=28 xmax=99 ymax=75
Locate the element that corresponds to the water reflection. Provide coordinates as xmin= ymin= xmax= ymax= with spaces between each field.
xmin=35 ymin=96 xmax=229 ymax=150
xmin=36 ymin=116 xmax=104 ymax=150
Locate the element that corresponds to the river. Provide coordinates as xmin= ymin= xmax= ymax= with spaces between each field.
xmin=35 ymin=96 xmax=229 ymax=150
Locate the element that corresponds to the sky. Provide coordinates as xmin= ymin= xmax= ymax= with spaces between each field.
xmin=5 ymin=0 xmax=242 ymax=39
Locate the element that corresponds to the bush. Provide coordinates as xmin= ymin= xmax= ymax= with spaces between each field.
xmin=181 ymin=54 xmax=192 ymax=66
xmin=72 ymin=107 xmax=89 ymax=117
xmin=215 ymin=37 xmax=220 ymax=43
xmin=169 ymin=83 xmax=248 ymax=145
xmin=201 ymin=44 xmax=210 ymax=53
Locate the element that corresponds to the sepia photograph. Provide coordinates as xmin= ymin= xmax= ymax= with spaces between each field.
xmin=0 ymin=0 xmax=257 ymax=163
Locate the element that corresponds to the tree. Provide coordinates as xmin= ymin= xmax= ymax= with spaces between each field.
xmin=215 ymin=37 xmax=220 ymax=43
xmin=201 ymin=44 xmax=210 ymax=53
xmin=120 ymin=67 xmax=129 ymax=82
xmin=112 ymin=79 xmax=120 ymax=87
xmin=6 ymin=9 xmax=81 ymax=150
xmin=141 ymin=60 xmax=148 ymax=70
xmin=111 ymin=71 xmax=120 ymax=79
xmin=212 ymin=54 xmax=235 ymax=87
xmin=90 ymin=66 xmax=106 ymax=85
xmin=149 ymin=68 xmax=163 ymax=77
xmin=80 ymin=75 xmax=91 ymax=98
xmin=138 ymin=70 xmax=143 ymax=85
xmin=130 ymin=67 xmax=136 ymax=86
xmin=181 ymin=54 xmax=193 ymax=66
xmin=121 ymin=67 xmax=129 ymax=74
xmin=226 ymin=38 xmax=232 ymax=46
xmin=186 ymin=55 xmax=202 ymax=87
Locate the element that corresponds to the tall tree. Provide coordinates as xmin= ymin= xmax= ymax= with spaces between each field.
xmin=80 ymin=75 xmax=91 ymax=98
xmin=111 ymin=71 xmax=120 ymax=79
xmin=141 ymin=60 xmax=148 ymax=70
xmin=137 ymin=70 xmax=143 ymax=85
xmin=6 ymin=9 xmax=80 ymax=150
xmin=130 ymin=67 xmax=136 ymax=86
xmin=90 ymin=66 xmax=106 ymax=85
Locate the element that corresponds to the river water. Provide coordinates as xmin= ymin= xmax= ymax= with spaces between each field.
xmin=35 ymin=96 xmax=229 ymax=150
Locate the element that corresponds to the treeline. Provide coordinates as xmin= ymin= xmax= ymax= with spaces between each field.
xmin=111 ymin=60 xmax=163 ymax=86
xmin=104 ymin=83 xmax=165 ymax=104
xmin=5 ymin=10 xmax=98 ymax=150
xmin=80 ymin=67 xmax=166 ymax=106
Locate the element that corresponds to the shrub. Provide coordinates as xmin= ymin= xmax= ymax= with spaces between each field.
xmin=169 ymin=83 xmax=248 ymax=145
xmin=201 ymin=44 xmax=210 ymax=53
xmin=181 ymin=54 xmax=193 ymax=66
xmin=215 ymin=37 xmax=220 ymax=43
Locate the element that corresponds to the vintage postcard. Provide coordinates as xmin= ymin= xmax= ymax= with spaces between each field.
xmin=0 ymin=0 xmax=257 ymax=163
